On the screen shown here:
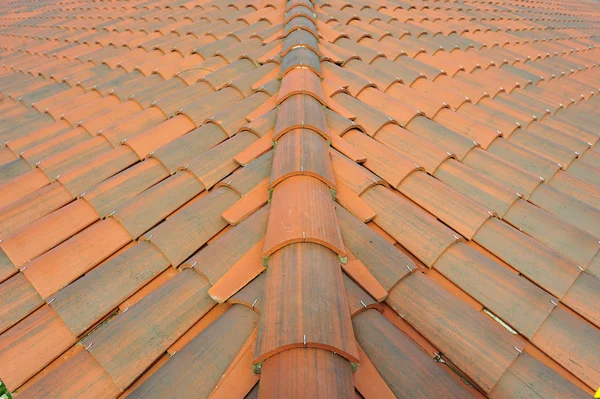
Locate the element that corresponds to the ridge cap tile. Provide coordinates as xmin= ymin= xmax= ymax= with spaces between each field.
xmin=1 ymin=0 xmax=600 ymax=397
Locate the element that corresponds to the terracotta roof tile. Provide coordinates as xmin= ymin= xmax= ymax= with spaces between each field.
xmin=1 ymin=0 xmax=599 ymax=396
xmin=354 ymin=309 xmax=474 ymax=398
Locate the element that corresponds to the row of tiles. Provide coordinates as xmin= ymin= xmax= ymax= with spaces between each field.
xmin=0 ymin=0 xmax=596 ymax=396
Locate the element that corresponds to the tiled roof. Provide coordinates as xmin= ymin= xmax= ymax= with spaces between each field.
xmin=0 ymin=0 xmax=598 ymax=397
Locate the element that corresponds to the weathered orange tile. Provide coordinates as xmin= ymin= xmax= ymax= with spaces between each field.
xmin=221 ymin=179 xmax=269 ymax=225
xmin=1 ymin=199 xmax=98 ymax=267
xmin=208 ymin=326 xmax=259 ymax=399
xmin=209 ymin=238 xmax=265 ymax=303
xmin=23 ymin=219 xmax=131 ymax=299
xmin=263 ymin=176 xmax=345 ymax=258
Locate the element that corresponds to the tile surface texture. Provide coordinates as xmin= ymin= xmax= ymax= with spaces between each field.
xmin=0 ymin=0 xmax=598 ymax=397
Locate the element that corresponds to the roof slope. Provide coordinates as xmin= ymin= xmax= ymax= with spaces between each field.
xmin=0 ymin=0 xmax=599 ymax=397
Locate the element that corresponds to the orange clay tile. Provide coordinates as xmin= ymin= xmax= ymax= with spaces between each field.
xmin=490 ymin=352 xmax=592 ymax=399
xmin=398 ymin=171 xmax=491 ymax=239
xmin=341 ymin=258 xmax=387 ymax=302
xmin=0 ymin=305 xmax=76 ymax=391
xmin=142 ymin=187 xmax=238 ymax=267
xmin=562 ymin=271 xmax=600 ymax=328
xmin=58 ymin=146 xmax=140 ymax=197
xmin=49 ymin=241 xmax=170 ymax=336
xmin=23 ymin=219 xmax=131 ymax=299
xmin=279 ymin=47 xmax=323 ymax=78
xmin=208 ymin=238 xmax=265 ymax=303
xmin=166 ymin=303 xmax=232 ymax=356
xmin=343 ymin=273 xmax=382 ymax=316
xmin=343 ymin=129 xmax=422 ymax=188
xmin=118 ymin=267 xmax=179 ymax=313
xmin=0 ymin=182 xmax=73 ymax=239
xmin=277 ymin=67 xmax=326 ymax=105
xmin=362 ymin=185 xmax=460 ymax=267
xmin=326 ymin=95 xmax=357 ymax=121
xmin=531 ymin=305 xmax=600 ymax=389
xmin=233 ymin=132 xmax=274 ymax=166
xmin=356 ymin=87 xmax=421 ymax=127
xmin=151 ymin=124 xmax=227 ymax=175
xmin=31 ymin=85 xmax=86 ymax=113
xmin=353 ymin=309 xmax=475 ymax=398
xmin=461 ymin=147 xmax=543 ymax=198
xmin=120 ymin=306 xmax=257 ymax=398
xmin=0 ymin=199 xmax=98 ymax=267
xmin=0 ymin=168 xmax=50 ymax=210
xmin=256 ymin=243 xmax=358 ymax=363
xmin=112 ymin=171 xmax=204 ymax=239
xmin=208 ymin=326 xmax=259 ymax=399
xmin=274 ymin=94 xmax=329 ymax=140
xmin=37 ymin=136 xmax=114 ymax=181
xmin=335 ymin=180 xmax=375 ymax=222
xmin=246 ymin=95 xmax=277 ymax=122
xmin=263 ymin=176 xmax=345 ymax=258
xmin=352 ymin=344 xmax=396 ymax=399
xmin=12 ymin=344 xmax=121 ymax=399
xmin=329 ymin=147 xmax=384 ymax=195
xmin=474 ymin=217 xmax=581 ymax=299
xmin=189 ymin=203 xmax=268 ymax=285
xmin=79 ymin=100 xmax=143 ymax=136
xmin=0 ymin=272 xmax=43 ymax=334
xmin=185 ymin=131 xmax=257 ymax=189
xmin=437 ymin=159 xmax=514 ymax=218
xmin=270 ymin=128 xmax=335 ymax=188
xmin=125 ymin=114 xmax=197 ymax=160
xmin=258 ymin=347 xmax=355 ymax=398
xmin=329 ymin=133 xmax=366 ymax=163
xmin=1 ymin=1 xmax=600 ymax=397
xmin=221 ymin=179 xmax=269 ymax=225
xmin=528 ymin=183 xmax=600 ymax=238
xmin=207 ymin=92 xmax=271 ymax=137
xmin=82 ymin=269 xmax=214 ymax=391
xmin=82 ymin=158 xmax=170 ymax=218
xmin=388 ymin=272 xmax=524 ymax=393
xmin=99 ymin=106 xmax=167 ymax=147
xmin=503 ymin=199 xmax=599 ymax=267
xmin=0 ymin=147 xmax=16 ymax=165
xmin=375 ymin=124 xmax=451 ymax=173
xmin=337 ymin=205 xmax=414 ymax=291
xmin=435 ymin=242 xmax=556 ymax=339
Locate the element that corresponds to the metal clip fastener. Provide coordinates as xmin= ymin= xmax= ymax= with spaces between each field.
xmin=252 ymin=299 xmax=258 ymax=309
xmin=514 ymin=346 xmax=522 ymax=354
xmin=303 ymin=335 xmax=307 ymax=347
xmin=406 ymin=264 xmax=413 ymax=273
xmin=85 ymin=343 xmax=93 ymax=351
xmin=360 ymin=300 xmax=367 ymax=309
xmin=47 ymin=298 xmax=55 ymax=304
xmin=578 ymin=265 xmax=584 ymax=271
xmin=147 ymin=234 xmax=154 ymax=241
xmin=551 ymin=299 xmax=558 ymax=306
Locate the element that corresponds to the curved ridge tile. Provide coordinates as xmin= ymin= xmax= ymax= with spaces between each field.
xmin=270 ymin=128 xmax=335 ymax=189
xmin=263 ymin=176 xmax=344 ymax=257
xmin=255 ymin=243 xmax=358 ymax=363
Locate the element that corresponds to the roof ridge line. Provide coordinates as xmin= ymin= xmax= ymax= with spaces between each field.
xmin=254 ymin=1 xmax=359 ymax=396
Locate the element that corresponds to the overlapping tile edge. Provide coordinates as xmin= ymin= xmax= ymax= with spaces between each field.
xmin=0 ymin=0 xmax=597 ymax=398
